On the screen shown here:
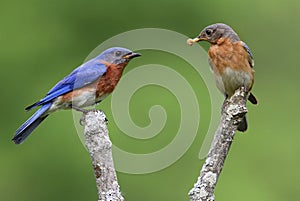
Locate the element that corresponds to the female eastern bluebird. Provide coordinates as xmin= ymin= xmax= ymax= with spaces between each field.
xmin=188 ymin=23 xmax=258 ymax=132
xmin=13 ymin=47 xmax=141 ymax=144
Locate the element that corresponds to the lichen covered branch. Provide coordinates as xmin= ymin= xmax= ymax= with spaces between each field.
xmin=189 ymin=87 xmax=248 ymax=201
xmin=83 ymin=110 xmax=124 ymax=201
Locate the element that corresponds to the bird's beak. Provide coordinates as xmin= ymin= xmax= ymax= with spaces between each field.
xmin=194 ymin=36 xmax=208 ymax=42
xmin=191 ymin=37 xmax=201 ymax=43
xmin=123 ymin=52 xmax=142 ymax=59
xmin=198 ymin=37 xmax=208 ymax=41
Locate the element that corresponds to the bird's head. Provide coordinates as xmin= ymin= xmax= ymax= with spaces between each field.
xmin=97 ymin=47 xmax=141 ymax=67
xmin=189 ymin=23 xmax=240 ymax=45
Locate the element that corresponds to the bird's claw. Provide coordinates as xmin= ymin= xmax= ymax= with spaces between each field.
xmin=78 ymin=109 xmax=108 ymax=126
xmin=79 ymin=115 xmax=85 ymax=126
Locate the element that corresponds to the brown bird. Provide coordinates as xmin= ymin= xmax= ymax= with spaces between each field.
xmin=188 ymin=23 xmax=257 ymax=131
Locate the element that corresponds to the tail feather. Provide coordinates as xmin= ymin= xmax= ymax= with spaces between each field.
xmin=248 ymin=93 xmax=258 ymax=105
xmin=25 ymin=102 xmax=41 ymax=111
xmin=237 ymin=115 xmax=248 ymax=132
xmin=13 ymin=103 xmax=52 ymax=144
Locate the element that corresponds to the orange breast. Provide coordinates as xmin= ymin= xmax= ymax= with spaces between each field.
xmin=60 ymin=62 xmax=127 ymax=104
xmin=208 ymin=39 xmax=254 ymax=76
xmin=208 ymin=38 xmax=255 ymax=95
xmin=95 ymin=63 xmax=126 ymax=98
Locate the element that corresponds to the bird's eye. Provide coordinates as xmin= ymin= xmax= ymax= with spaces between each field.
xmin=115 ymin=51 xmax=122 ymax=57
xmin=206 ymin=29 xmax=213 ymax=36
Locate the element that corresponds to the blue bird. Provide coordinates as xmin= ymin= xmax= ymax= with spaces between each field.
xmin=13 ymin=47 xmax=141 ymax=144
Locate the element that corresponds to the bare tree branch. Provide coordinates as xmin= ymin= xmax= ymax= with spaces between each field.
xmin=83 ymin=110 xmax=124 ymax=201
xmin=189 ymin=87 xmax=248 ymax=201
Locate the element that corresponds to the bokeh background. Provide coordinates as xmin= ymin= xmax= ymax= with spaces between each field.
xmin=1 ymin=0 xmax=299 ymax=200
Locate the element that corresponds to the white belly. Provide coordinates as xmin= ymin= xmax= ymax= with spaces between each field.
xmin=214 ymin=67 xmax=252 ymax=97
xmin=47 ymin=88 xmax=107 ymax=113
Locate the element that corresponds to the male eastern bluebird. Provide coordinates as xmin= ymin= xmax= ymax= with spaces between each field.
xmin=12 ymin=47 xmax=141 ymax=144
xmin=188 ymin=23 xmax=258 ymax=131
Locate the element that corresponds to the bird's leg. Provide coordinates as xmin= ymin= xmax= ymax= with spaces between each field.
xmin=70 ymin=105 xmax=108 ymax=125
xmin=69 ymin=105 xmax=89 ymax=126
xmin=95 ymin=99 xmax=102 ymax=106
xmin=70 ymin=105 xmax=89 ymax=113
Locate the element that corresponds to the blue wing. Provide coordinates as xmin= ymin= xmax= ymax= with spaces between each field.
xmin=241 ymin=41 xmax=254 ymax=68
xmin=26 ymin=58 xmax=107 ymax=110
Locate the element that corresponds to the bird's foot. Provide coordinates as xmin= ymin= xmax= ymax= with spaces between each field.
xmin=73 ymin=107 xmax=108 ymax=125
xmin=79 ymin=115 xmax=85 ymax=126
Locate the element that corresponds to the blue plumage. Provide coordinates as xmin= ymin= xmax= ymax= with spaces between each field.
xmin=13 ymin=103 xmax=52 ymax=144
xmin=26 ymin=59 xmax=107 ymax=110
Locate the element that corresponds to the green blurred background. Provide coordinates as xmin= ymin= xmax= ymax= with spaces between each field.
xmin=1 ymin=0 xmax=299 ymax=200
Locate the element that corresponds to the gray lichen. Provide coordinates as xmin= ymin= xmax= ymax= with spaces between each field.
xmin=83 ymin=110 xmax=124 ymax=201
xmin=189 ymin=87 xmax=248 ymax=201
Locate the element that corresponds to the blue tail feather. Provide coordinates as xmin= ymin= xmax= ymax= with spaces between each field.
xmin=13 ymin=103 xmax=52 ymax=144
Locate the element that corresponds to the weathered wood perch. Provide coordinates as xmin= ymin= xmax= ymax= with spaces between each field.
xmin=189 ymin=87 xmax=248 ymax=201
xmin=83 ymin=110 xmax=124 ymax=201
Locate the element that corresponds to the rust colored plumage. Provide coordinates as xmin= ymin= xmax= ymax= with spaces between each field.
xmin=60 ymin=61 xmax=128 ymax=104
xmin=208 ymin=38 xmax=254 ymax=94
xmin=95 ymin=61 xmax=128 ymax=98
xmin=209 ymin=38 xmax=254 ymax=76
